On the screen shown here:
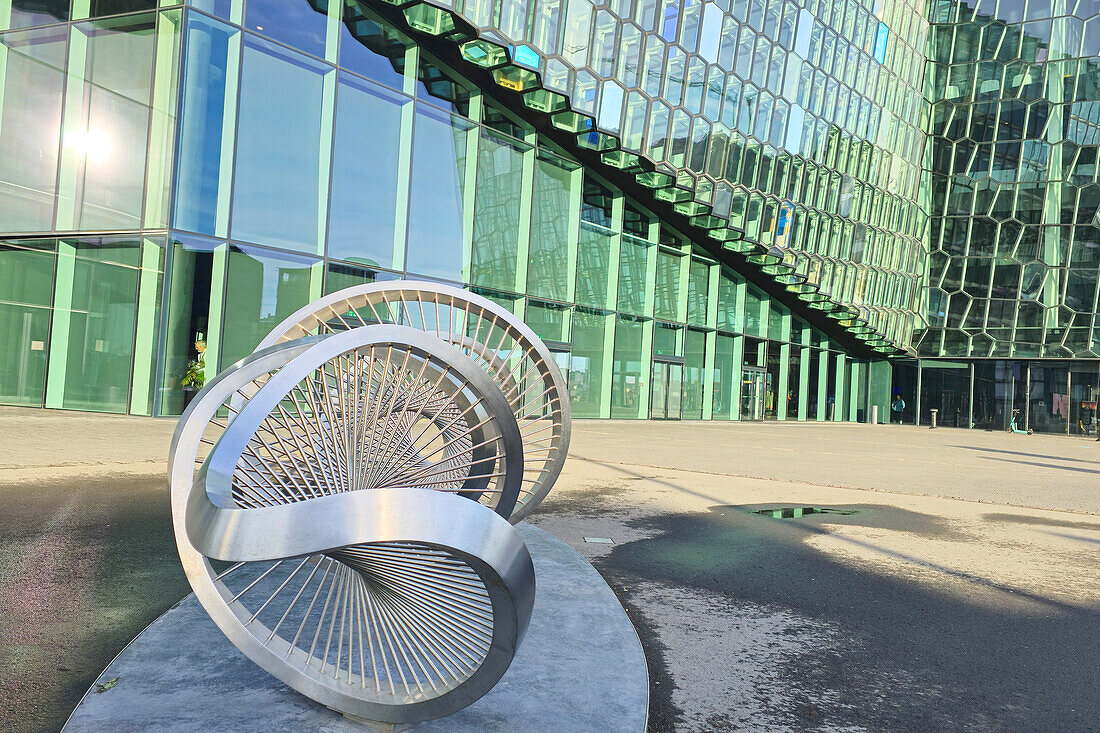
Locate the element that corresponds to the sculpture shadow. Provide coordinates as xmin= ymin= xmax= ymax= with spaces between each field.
xmin=553 ymin=480 xmax=1100 ymax=733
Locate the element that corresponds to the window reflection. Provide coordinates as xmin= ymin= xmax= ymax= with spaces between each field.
xmin=526 ymin=300 xmax=568 ymax=343
xmin=160 ymin=233 xmax=217 ymax=415
xmin=683 ymin=328 xmax=706 ymax=419
xmin=0 ymin=28 xmax=65 ymax=232
xmin=324 ymin=261 xmax=399 ymax=295
xmin=220 ymin=245 xmax=317 ymax=367
xmin=617 ymin=235 xmax=650 ymax=315
xmin=328 ymin=72 xmax=407 ymax=269
xmin=0 ymin=240 xmax=56 ymax=405
xmin=527 ymin=152 xmax=577 ymax=301
xmin=570 ymin=309 xmax=608 ymax=418
xmin=470 ymin=129 xmax=526 ymax=291
xmin=59 ymin=237 xmax=143 ymax=413
xmin=417 ymin=54 xmax=472 ymax=116
xmin=405 ymin=102 xmax=471 ymax=280
xmin=175 ymin=14 xmax=237 ymax=236
xmin=654 ymin=249 xmax=681 ymax=320
xmin=612 ymin=317 xmax=645 ymax=418
xmin=338 ymin=8 xmax=409 ymax=90
xmin=712 ymin=334 xmax=736 ymax=419
xmin=68 ymin=16 xmax=156 ymax=231
xmin=246 ymin=0 xmax=327 ymax=58
xmin=576 ymin=223 xmax=612 ymax=308
xmin=88 ymin=0 xmax=156 ymax=18
xmin=231 ymin=36 xmax=328 ymax=254
xmin=2 ymin=0 xmax=68 ymax=31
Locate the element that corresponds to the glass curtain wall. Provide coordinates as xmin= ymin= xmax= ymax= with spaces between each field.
xmin=0 ymin=0 xmax=871 ymax=419
xmin=922 ymin=1 xmax=1100 ymax=361
xmin=892 ymin=359 xmax=1100 ymax=437
xmin=0 ymin=5 xmax=179 ymax=414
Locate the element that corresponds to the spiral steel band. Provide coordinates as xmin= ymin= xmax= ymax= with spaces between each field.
xmin=168 ymin=312 xmax=565 ymax=725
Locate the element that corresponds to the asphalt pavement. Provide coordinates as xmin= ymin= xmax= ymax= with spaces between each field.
xmin=1 ymin=408 xmax=1098 ymax=732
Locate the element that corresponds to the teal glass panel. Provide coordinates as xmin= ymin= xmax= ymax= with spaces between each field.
xmin=61 ymin=237 xmax=141 ymax=413
xmin=328 ymin=73 xmax=407 ymax=268
xmin=712 ymin=333 xmax=736 ymax=419
xmin=474 ymin=288 xmax=521 ymax=318
xmin=482 ymin=101 xmax=530 ymax=139
xmin=159 ymin=233 xmax=217 ymax=416
xmin=768 ymin=302 xmax=786 ymax=341
xmin=338 ymin=12 xmax=409 ymax=91
xmin=744 ymin=285 xmax=764 ymax=336
xmin=527 ymin=151 xmax=576 ymax=301
xmin=791 ymin=317 xmax=808 ymax=345
xmin=526 ymin=299 xmax=568 ymax=343
xmin=0 ymin=240 xmax=55 ymax=405
xmin=324 ymin=262 xmax=399 ymax=294
xmin=765 ymin=340 xmax=781 ymax=419
xmin=0 ymin=28 xmax=65 ymax=232
xmin=806 ymin=348 xmax=821 ymax=420
xmin=569 ymin=308 xmax=608 ymax=418
xmin=654 ymin=322 xmax=679 ymax=357
xmin=470 ymin=129 xmax=526 ymax=291
xmin=654 ymin=249 xmax=681 ymax=320
xmin=787 ymin=346 xmax=800 ymax=418
xmin=575 ymin=222 xmax=612 ymax=309
xmin=232 ymin=36 xmax=328 ymax=254
xmin=416 ymin=54 xmax=473 ymax=117
xmin=142 ymin=10 xmax=181 ymax=231
xmin=611 ymin=316 xmax=644 ymax=418
xmin=0 ymin=0 xmax=68 ymax=30
xmin=174 ymin=14 xmax=237 ymax=236
xmin=245 ymin=0 xmax=327 ymax=57
xmin=220 ymin=245 xmax=317 ymax=368
xmin=687 ymin=259 xmax=709 ymax=326
xmin=70 ymin=15 xmax=156 ymax=231
xmin=128 ymin=236 xmax=165 ymax=416
xmin=581 ymin=177 xmax=613 ymax=227
xmin=744 ymin=336 xmax=764 ymax=367
xmin=405 ymin=102 xmax=472 ymax=281
xmin=717 ymin=272 xmax=739 ymax=332
xmin=89 ymin=0 xmax=156 ymax=17
xmin=683 ymin=328 xmax=706 ymax=420
xmin=617 ymin=234 xmax=649 ymax=316
xmin=188 ymin=0 xmax=233 ymax=20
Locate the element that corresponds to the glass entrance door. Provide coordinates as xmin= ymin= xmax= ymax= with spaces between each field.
xmin=649 ymin=360 xmax=683 ymax=419
xmin=741 ymin=367 xmax=766 ymax=420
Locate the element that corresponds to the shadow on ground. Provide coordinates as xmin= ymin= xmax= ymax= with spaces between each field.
xmin=539 ymin=487 xmax=1100 ymax=732
xmin=0 ymin=473 xmax=189 ymax=733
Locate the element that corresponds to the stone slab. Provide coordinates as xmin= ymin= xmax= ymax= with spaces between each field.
xmin=62 ymin=524 xmax=648 ymax=733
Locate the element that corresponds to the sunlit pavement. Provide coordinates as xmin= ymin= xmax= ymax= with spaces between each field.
xmin=535 ymin=421 xmax=1100 ymax=732
xmin=1 ymin=408 xmax=1098 ymax=732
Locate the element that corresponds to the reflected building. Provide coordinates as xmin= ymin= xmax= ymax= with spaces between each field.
xmin=0 ymin=0 xmax=1096 ymax=433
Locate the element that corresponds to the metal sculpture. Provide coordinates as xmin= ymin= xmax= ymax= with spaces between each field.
xmin=254 ymin=281 xmax=570 ymax=524
xmin=169 ymin=283 xmax=570 ymax=726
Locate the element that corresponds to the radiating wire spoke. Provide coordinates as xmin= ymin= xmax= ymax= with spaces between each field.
xmin=173 ymin=291 xmax=562 ymax=723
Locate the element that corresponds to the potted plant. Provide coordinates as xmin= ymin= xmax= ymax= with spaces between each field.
xmin=180 ymin=354 xmax=205 ymax=409
xmin=180 ymin=333 xmax=207 ymax=410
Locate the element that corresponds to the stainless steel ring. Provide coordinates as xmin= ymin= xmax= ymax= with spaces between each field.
xmin=252 ymin=281 xmax=571 ymax=523
xmin=169 ymin=325 xmax=535 ymax=724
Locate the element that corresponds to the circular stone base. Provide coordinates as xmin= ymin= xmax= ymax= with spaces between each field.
xmin=63 ymin=524 xmax=648 ymax=732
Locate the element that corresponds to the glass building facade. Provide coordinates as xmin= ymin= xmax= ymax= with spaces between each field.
xmin=0 ymin=0 xmax=1096 ymax=433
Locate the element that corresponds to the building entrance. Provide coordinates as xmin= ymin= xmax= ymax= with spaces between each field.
xmin=649 ymin=359 xmax=683 ymax=420
xmin=741 ymin=367 xmax=767 ymax=420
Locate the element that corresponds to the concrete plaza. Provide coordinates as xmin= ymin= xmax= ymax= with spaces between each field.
xmin=0 ymin=408 xmax=1097 ymax=731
